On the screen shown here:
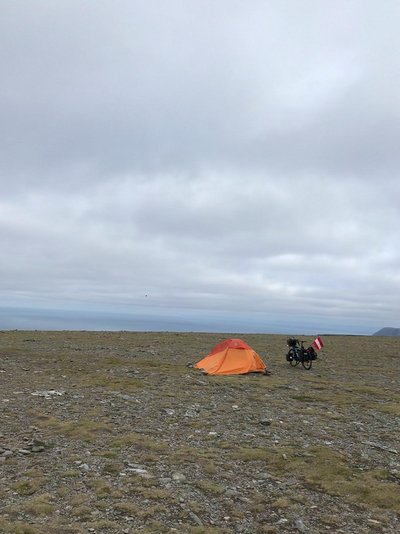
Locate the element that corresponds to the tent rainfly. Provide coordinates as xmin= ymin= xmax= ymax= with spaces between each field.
xmin=195 ymin=338 xmax=267 ymax=375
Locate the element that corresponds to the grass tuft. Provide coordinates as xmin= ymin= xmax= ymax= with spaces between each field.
xmin=196 ymin=479 xmax=226 ymax=496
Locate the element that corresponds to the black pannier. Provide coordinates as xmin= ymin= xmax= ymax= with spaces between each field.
xmin=308 ymin=346 xmax=317 ymax=360
xmin=287 ymin=337 xmax=298 ymax=348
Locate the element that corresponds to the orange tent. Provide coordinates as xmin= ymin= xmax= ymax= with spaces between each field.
xmin=195 ymin=338 xmax=267 ymax=375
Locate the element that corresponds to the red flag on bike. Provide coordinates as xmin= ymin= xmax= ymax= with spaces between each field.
xmin=312 ymin=336 xmax=324 ymax=350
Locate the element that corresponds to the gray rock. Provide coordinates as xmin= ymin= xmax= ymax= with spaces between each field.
xmin=189 ymin=511 xmax=203 ymax=526
xmin=31 ymin=389 xmax=65 ymax=398
xmin=172 ymin=472 xmax=186 ymax=483
xmin=295 ymin=518 xmax=306 ymax=531
xmin=260 ymin=418 xmax=272 ymax=426
xmin=127 ymin=467 xmax=149 ymax=476
xmin=184 ymin=409 xmax=198 ymax=417
xmin=31 ymin=446 xmax=45 ymax=453
xmin=18 ymin=449 xmax=32 ymax=455
xmin=28 ymin=438 xmax=45 ymax=451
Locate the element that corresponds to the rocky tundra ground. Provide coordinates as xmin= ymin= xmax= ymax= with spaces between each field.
xmin=0 ymin=331 xmax=399 ymax=533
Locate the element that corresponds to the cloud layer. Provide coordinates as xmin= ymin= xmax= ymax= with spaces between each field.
xmin=1 ymin=1 xmax=399 ymax=333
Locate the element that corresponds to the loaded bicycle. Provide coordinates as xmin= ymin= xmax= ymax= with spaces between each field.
xmin=286 ymin=337 xmax=317 ymax=370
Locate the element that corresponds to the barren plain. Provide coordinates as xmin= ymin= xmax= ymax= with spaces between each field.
xmin=0 ymin=331 xmax=399 ymax=533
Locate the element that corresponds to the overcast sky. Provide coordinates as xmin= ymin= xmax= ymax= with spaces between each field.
xmin=1 ymin=1 xmax=399 ymax=334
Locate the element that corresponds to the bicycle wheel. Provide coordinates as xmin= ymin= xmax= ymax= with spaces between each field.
xmin=302 ymin=357 xmax=312 ymax=370
xmin=289 ymin=349 xmax=299 ymax=366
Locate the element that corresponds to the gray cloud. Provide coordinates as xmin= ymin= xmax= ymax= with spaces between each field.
xmin=1 ymin=1 xmax=399 ymax=333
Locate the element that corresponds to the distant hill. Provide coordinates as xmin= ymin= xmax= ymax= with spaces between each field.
xmin=372 ymin=327 xmax=400 ymax=336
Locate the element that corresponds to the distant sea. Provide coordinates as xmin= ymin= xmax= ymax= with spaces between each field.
xmin=0 ymin=306 xmax=372 ymax=335
xmin=0 ymin=306 xmax=203 ymax=332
